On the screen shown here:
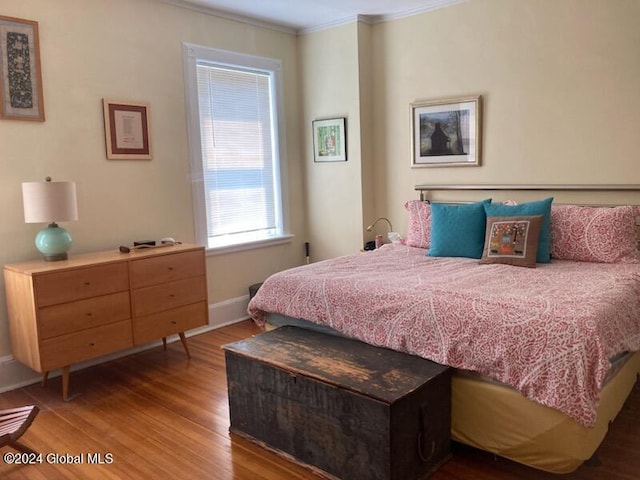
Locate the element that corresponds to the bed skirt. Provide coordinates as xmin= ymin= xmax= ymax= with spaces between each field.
xmin=264 ymin=314 xmax=640 ymax=473
xmin=452 ymin=351 xmax=640 ymax=473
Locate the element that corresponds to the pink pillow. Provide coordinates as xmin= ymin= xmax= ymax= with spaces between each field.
xmin=404 ymin=200 xmax=431 ymax=249
xmin=550 ymin=205 xmax=640 ymax=263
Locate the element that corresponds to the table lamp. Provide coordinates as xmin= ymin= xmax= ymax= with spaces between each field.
xmin=366 ymin=217 xmax=393 ymax=233
xmin=22 ymin=177 xmax=78 ymax=261
xmin=366 ymin=217 xmax=399 ymax=248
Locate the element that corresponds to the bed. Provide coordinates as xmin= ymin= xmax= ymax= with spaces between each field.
xmin=247 ymin=185 xmax=640 ymax=474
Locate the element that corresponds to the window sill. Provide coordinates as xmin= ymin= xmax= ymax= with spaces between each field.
xmin=205 ymin=234 xmax=294 ymax=256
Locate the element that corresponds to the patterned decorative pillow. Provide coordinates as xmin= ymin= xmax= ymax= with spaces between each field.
xmin=480 ymin=215 xmax=542 ymax=268
xmin=404 ymin=200 xmax=431 ymax=249
xmin=428 ymin=199 xmax=492 ymax=259
xmin=550 ymin=205 xmax=640 ymax=263
xmin=484 ymin=197 xmax=553 ymax=263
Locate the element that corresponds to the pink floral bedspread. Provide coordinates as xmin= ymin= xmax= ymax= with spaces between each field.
xmin=248 ymin=244 xmax=640 ymax=427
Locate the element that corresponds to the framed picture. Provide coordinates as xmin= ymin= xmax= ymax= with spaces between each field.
xmin=313 ymin=117 xmax=347 ymax=162
xmin=103 ymin=99 xmax=152 ymax=160
xmin=411 ymin=95 xmax=481 ymax=167
xmin=0 ymin=15 xmax=45 ymax=121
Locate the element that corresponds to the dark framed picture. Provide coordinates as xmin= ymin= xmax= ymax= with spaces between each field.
xmin=411 ymin=95 xmax=481 ymax=167
xmin=313 ymin=117 xmax=347 ymax=162
xmin=0 ymin=15 xmax=45 ymax=121
xmin=103 ymin=99 xmax=152 ymax=160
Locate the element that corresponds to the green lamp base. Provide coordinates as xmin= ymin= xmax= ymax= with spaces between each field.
xmin=35 ymin=223 xmax=73 ymax=261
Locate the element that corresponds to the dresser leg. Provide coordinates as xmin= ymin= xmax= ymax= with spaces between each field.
xmin=41 ymin=371 xmax=49 ymax=387
xmin=62 ymin=366 xmax=70 ymax=401
xmin=162 ymin=337 xmax=167 ymax=351
xmin=179 ymin=332 xmax=191 ymax=359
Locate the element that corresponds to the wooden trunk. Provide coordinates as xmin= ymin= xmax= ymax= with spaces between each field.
xmin=223 ymin=326 xmax=451 ymax=480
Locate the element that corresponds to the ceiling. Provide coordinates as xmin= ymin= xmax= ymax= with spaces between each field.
xmin=167 ymin=0 xmax=464 ymax=32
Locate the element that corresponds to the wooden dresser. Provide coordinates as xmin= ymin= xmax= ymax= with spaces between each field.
xmin=4 ymin=243 xmax=208 ymax=399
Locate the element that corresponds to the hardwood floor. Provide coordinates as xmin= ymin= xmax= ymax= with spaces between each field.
xmin=0 ymin=319 xmax=638 ymax=479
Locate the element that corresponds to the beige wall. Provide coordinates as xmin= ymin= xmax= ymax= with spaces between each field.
xmin=0 ymin=0 xmax=303 ymax=358
xmin=373 ymin=0 xmax=640 ymax=235
xmin=301 ymin=0 xmax=640 ymax=257
xmin=299 ymin=23 xmax=365 ymax=260
xmin=357 ymin=22 xmax=376 ymax=249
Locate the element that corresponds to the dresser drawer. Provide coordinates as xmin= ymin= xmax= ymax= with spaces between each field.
xmin=40 ymin=319 xmax=133 ymax=370
xmin=38 ymin=291 xmax=131 ymax=339
xmin=130 ymin=250 xmax=205 ymax=289
xmin=35 ymin=263 xmax=129 ymax=307
xmin=132 ymin=276 xmax=206 ymax=317
xmin=133 ymin=302 xmax=207 ymax=345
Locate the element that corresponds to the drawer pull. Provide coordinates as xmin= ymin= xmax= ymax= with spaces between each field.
xmin=171 ymin=321 xmax=177 ymax=324
xmin=84 ymin=282 xmax=91 ymax=286
xmin=86 ymin=312 xmax=93 ymax=317
xmin=89 ymin=342 xmax=96 ymax=347
xmin=167 ymin=267 xmax=174 ymax=271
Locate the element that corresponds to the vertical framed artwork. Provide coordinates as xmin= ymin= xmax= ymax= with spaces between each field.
xmin=0 ymin=15 xmax=45 ymax=121
xmin=103 ymin=99 xmax=152 ymax=160
xmin=313 ymin=117 xmax=347 ymax=162
xmin=411 ymin=95 xmax=481 ymax=167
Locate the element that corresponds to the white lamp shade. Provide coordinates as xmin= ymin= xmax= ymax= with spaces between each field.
xmin=22 ymin=181 xmax=78 ymax=224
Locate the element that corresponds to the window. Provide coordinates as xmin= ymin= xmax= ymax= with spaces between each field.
xmin=183 ymin=43 xmax=289 ymax=251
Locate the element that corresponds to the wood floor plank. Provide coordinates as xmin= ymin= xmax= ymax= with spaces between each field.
xmin=0 ymin=319 xmax=638 ymax=479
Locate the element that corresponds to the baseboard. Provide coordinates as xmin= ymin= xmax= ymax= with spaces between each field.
xmin=0 ymin=294 xmax=253 ymax=394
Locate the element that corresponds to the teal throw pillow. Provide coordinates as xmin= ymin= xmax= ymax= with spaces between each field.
xmin=483 ymin=197 xmax=553 ymax=263
xmin=428 ymin=199 xmax=492 ymax=259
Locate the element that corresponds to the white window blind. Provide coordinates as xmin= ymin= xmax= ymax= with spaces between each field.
xmin=195 ymin=61 xmax=282 ymax=249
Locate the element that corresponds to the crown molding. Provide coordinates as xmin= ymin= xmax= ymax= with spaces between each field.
xmin=372 ymin=0 xmax=468 ymax=24
xmin=158 ymin=0 xmax=297 ymax=34
xmin=159 ymin=0 xmax=467 ymax=36
xmin=298 ymin=0 xmax=468 ymax=35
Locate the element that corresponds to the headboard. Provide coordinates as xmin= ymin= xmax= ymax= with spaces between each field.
xmin=414 ymin=184 xmax=640 ymax=246
xmin=415 ymin=184 xmax=640 ymax=201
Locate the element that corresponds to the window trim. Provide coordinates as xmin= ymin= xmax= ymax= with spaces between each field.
xmin=182 ymin=42 xmax=290 ymax=252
